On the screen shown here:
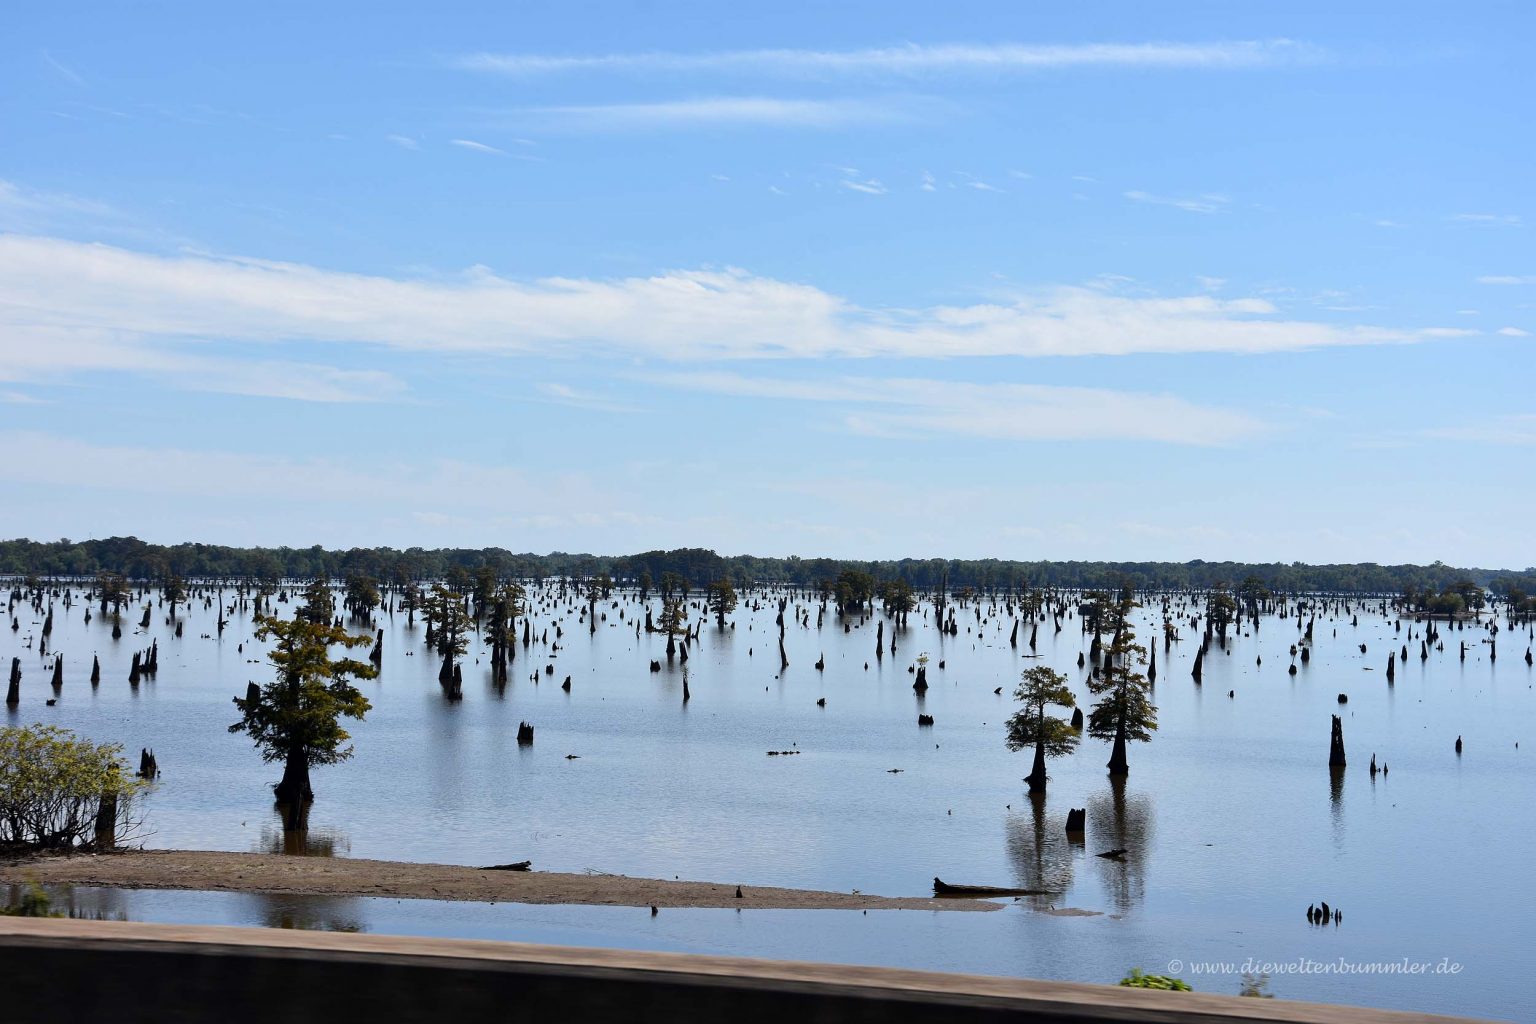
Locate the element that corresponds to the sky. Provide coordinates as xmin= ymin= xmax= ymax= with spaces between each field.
xmin=1 ymin=1 xmax=1532 ymax=567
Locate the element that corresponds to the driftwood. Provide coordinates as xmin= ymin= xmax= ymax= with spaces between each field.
xmin=932 ymin=878 xmax=1046 ymax=897
xmin=481 ymin=861 xmax=532 ymax=871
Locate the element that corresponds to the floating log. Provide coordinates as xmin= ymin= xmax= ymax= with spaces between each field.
xmin=932 ymin=878 xmax=1046 ymax=897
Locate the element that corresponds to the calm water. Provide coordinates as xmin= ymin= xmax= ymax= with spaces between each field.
xmin=5 ymin=585 xmax=1532 ymax=1020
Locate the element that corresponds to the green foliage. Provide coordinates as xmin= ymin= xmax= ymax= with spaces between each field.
xmin=1206 ymin=585 xmax=1237 ymax=635
xmin=706 ymin=578 xmax=738 ymax=624
xmin=229 ymin=615 xmax=376 ymax=769
xmin=0 ymin=724 xmax=144 ymax=850
xmin=425 ymin=585 xmax=471 ymax=658
xmin=1237 ymin=574 xmax=1270 ymax=612
xmin=880 ymin=578 xmax=915 ymax=616
xmin=657 ymin=597 xmax=688 ymax=637
xmin=297 ymin=578 xmax=335 ymax=625
xmin=1005 ymin=667 xmax=1080 ymax=757
xmin=1404 ymin=579 xmax=1485 ymax=616
xmin=472 ymin=566 xmax=499 ymax=618
xmin=343 ymin=574 xmax=380 ymax=617
xmin=834 ymin=569 xmax=875 ymax=613
xmin=659 ymin=571 xmax=688 ymax=601
xmin=96 ymin=571 xmax=130 ymax=616
xmin=483 ymin=582 xmax=525 ymax=650
xmin=1086 ymin=597 xmax=1158 ymax=744
xmin=1119 ymin=969 xmax=1191 ymax=992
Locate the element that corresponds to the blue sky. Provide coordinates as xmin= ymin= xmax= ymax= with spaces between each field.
xmin=1 ymin=1 xmax=1531 ymax=566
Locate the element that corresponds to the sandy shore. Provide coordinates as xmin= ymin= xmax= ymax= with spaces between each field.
xmin=0 ymin=850 xmax=998 ymax=913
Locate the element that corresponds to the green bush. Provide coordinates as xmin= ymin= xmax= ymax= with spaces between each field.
xmin=1118 ymin=969 xmax=1192 ymax=991
xmin=0 ymin=724 xmax=145 ymax=850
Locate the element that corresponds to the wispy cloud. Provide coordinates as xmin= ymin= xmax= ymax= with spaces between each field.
xmin=1125 ymin=189 xmax=1230 ymax=214
xmin=1477 ymin=274 xmax=1536 ymax=285
xmin=386 ymin=134 xmax=420 ymax=150
xmin=1424 ymin=414 xmax=1536 ymax=446
xmin=535 ymin=382 xmax=641 ymax=413
xmin=1497 ymin=326 xmax=1530 ymax=337
xmin=840 ymin=176 xmax=887 ymax=195
xmin=0 ymin=235 xmax=1473 ymax=379
xmin=0 ymin=432 xmax=620 ymax=522
xmin=0 ymin=320 xmax=404 ymax=404
xmin=41 ymin=50 xmax=85 ymax=86
xmin=520 ymin=97 xmax=899 ymax=130
xmin=452 ymin=39 xmax=1317 ymax=77
xmin=0 ymin=179 xmax=116 ymax=222
xmin=643 ymin=372 xmax=1266 ymax=446
xmin=450 ymin=138 xmax=506 ymax=154
xmin=1449 ymin=213 xmax=1522 ymax=226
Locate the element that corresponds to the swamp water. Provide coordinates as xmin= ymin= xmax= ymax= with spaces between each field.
xmin=4 ymin=585 xmax=1532 ymax=1019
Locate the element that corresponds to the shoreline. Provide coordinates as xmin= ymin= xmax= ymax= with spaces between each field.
xmin=0 ymin=849 xmax=999 ymax=913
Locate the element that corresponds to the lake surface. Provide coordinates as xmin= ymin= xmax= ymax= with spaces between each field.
xmin=4 ymin=583 xmax=1532 ymax=1020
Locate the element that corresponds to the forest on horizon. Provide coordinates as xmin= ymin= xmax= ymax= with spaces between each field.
xmin=1 ymin=536 xmax=1532 ymax=597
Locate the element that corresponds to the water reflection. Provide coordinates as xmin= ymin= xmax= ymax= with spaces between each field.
xmin=1329 ymin=765 xmax=1345 ymax=845
xmin=2 ymin=883 xmax=127 ymax=920
xmin=257 ymin=810 xmax=349 ymax=857
xmin=1004 ymin=792 xmax=1074 ymax=910
xmin=1085 ymin=777 xmax=1153 ymax=914
xmin=240 ymin=891 xmax=365 ymax=932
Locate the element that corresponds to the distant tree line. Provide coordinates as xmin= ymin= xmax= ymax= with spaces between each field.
xmin=1 ymin=536 xmax=1528 ymax=597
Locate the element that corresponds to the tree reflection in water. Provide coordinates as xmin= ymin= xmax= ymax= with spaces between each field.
xmin=1329 ymin=765 xmax=1345 ymax=847
xmin=1004 ymin=791 xmax=1074 ymax=911
xmin=246 ymin=809 xmax=363 ymax=931
xmin=259 ymin=806 xmax=350 ymax=857
xmin=245 ymin=891 xmax=366 ymax=933
xmin=2 ymin=883 xmax=127 ymax=920
xmin=1086 ymin=776 xmax=1154 ymax=914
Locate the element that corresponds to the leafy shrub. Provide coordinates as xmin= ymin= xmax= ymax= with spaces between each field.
xmin=1118 ymin=969 xmax=1192 ymax=991
xmin=0 ymin=725 xmax=145 ymax=850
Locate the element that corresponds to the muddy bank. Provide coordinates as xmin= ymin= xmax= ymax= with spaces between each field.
xmin=0 ymin=850 xmax=997 ymax=912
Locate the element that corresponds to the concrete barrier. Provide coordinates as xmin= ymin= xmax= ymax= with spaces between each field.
xmin=0 ymin=919 xmax=1489 ymax=1024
